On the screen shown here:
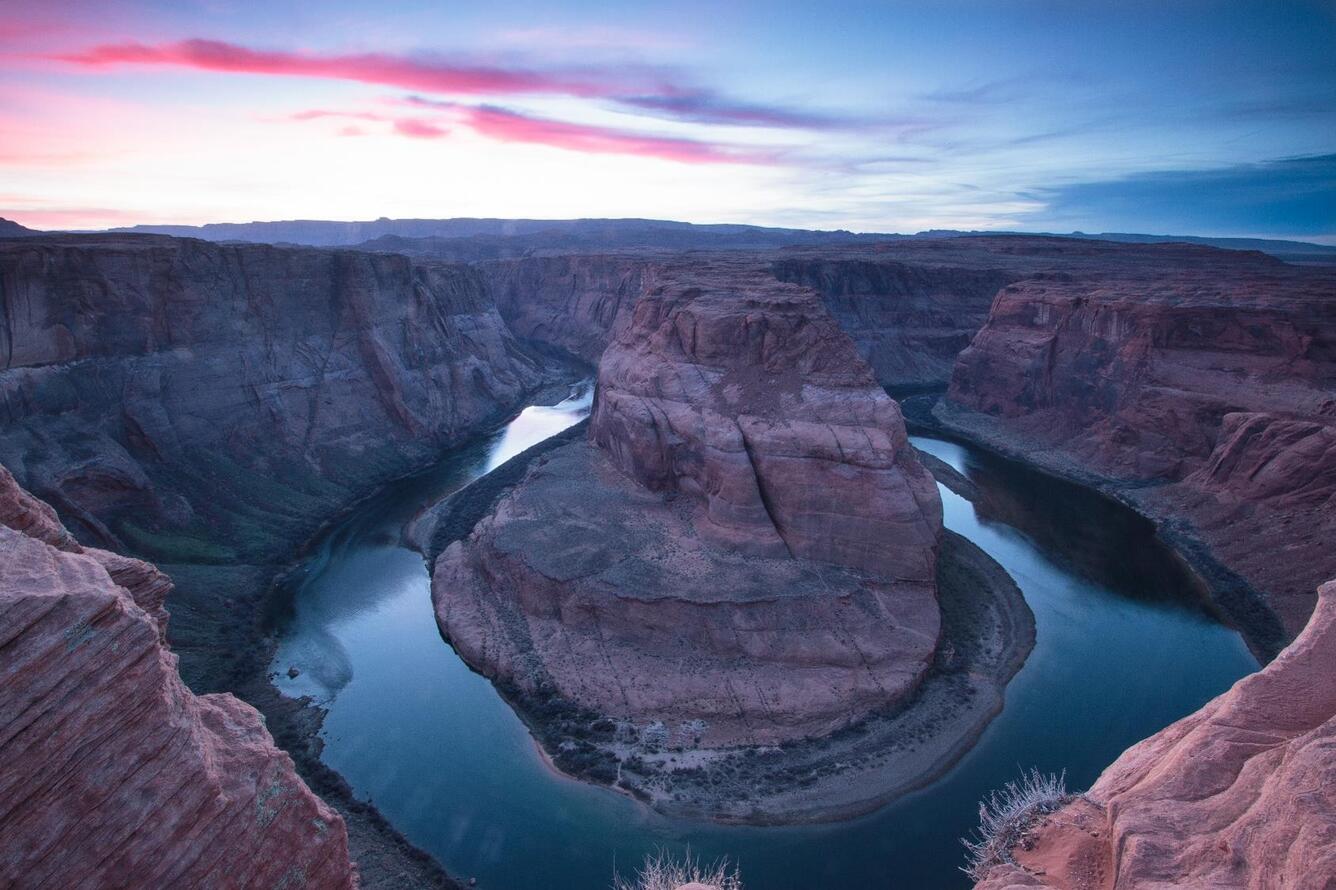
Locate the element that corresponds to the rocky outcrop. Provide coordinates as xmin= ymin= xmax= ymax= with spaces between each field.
xmin=973 ymin=578 xmax=1336 ymax=890
xmin=0 ymin=234 xmax=555 ymax=691
xmin=590 ymin=262 xmax=942 ymax=579
xmin=942 ymin=251 xmax=1336 ymax=642
xmin=0 ymin=464 xmax=356 ymax=889
xmin=433 ymin=261 xmax=943 ymax=755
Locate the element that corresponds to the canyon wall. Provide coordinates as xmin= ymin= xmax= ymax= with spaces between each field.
xmin=771 ymin=255 xmax=1014 ymax=390
xmin=434 ymin=261 xmax=943 ymax=751
xmin=974 ymin=578 xmax=1336 ymax=890
xmin=480 ymin=254 xmax=659 ymax=362
xmin=0 ymin=464 xmax=356 ymax=888
xmin=942 ymin=252 xmax=1336 ymax=644
xmin=0 ymin=234 xmax=555 ymax=691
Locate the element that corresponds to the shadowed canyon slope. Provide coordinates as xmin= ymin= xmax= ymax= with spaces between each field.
xmin=974 ymin=578 xmax=1336 ymax=890
xmin=940 ymin=245 xmax=1336 ymax=646
xmin=0 ymin=234 xmax=556 ymax=691
xmin=433 ymin=260 xmax=944 ymax=753
xmin=0 ymin=232 xmax=576 ymax=887
xmin=0 ymin=465 xmax=356 ymax=889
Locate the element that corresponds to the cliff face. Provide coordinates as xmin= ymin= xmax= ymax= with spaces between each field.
xmin=480 ymin=254 xmax=658 ymax=362
xmin=771 ymin=256 xmax=1014 ymax=390
xmin=0 ymin=234 xmax=553 ymax=690
xmin=0 ymin=464 xmax=356 ymax=889
xmin=590 ymin=262 xmax=943 ymax=580
xmin=943 ymin=254 xmax=1336 ymax=641
xmin=433 ymin=260 xmax=943 ymax=750
xmin=974 ymin=578 xmax=1336 ymax=890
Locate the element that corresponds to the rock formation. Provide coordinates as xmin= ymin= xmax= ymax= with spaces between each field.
xmin=589 ymin=263 xmax=942 ymax=579
xmin=433 ymin=260 xmax=943 ymax=752
xmin=973 ymin=578 xmax=1336 ymax=890
xmin=941 ymin=249 xmax=1336 ymax=645
xmin=0 ymin=464 xmax=356 ymax=888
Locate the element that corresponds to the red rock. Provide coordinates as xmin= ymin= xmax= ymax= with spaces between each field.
xmin=974 ymin=578 xmax=1336 ymax=890
xmin=590 ymin=261 xmax=943 ymax=580
xmin=0 ymin=467 xmax=356 ymax=889
xmin=434 ymin=259 xmax=942 ymax=748
xmin=943 ymin=255 xmax=1336 ymax=640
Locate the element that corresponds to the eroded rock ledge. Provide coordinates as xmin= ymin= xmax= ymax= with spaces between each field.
xmin=431 ymin=263 xmax=1032 ymax=821
xmin=939 ymin=256 xmax=1336 ymax=651
xmin=0 ymin=465 xmax=356 ymax=888
xmin=974 ymin=578 xmax=1336 ymax=890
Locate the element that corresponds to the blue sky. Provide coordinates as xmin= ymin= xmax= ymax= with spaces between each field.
xmin=1 ymin=0 xmax=1333 ymax=239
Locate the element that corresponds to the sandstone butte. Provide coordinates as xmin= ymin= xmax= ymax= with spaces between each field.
xmin=973 ymin=577 xmax=1336 ymax=890
xmin=433 ymin=260 xmax=944 ymax=747
xmin=0 ymin=463 xmax=357 ymax=888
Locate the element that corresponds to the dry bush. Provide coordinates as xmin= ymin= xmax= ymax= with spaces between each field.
xmin=612 ymin=850 xmax=742 ymax=890
xmin=961 ymin=768 xmax=1072 ymax=881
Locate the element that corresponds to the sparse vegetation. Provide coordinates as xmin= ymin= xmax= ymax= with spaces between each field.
xmin=612 ymin=850 xmax=742 ymax=890
xmin=961 ymin=768 xmax=1072 ymax=881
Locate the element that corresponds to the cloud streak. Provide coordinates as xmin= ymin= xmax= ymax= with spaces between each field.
xmin=57 ymin=38 xmax=670 ymax=99
xmin=458 ymin=104 xmax=777 ymax=164
xmin=54 ymin=37 xmax=859 ymax=131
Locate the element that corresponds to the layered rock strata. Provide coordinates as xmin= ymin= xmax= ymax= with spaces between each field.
xmin=942 ymin=254 xmax=1336 ymax=643
xmin=974 ymin=578 xmax=1336 ymax=890
xmin=433 ymin=263 xmax=944 ymax=752
xmin=0 ymin=234 xmax=553 ymax=690
xmin=0 ymin=465 xmax=356 ymax=889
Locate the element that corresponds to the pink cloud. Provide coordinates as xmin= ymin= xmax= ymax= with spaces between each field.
xmin=52 ymin=38 xmax=851 ymax=131
xmin=337 ymin=125 xmax=367 ymax=137
xmin=455 ymin=104 xmax=778 ymax=165
xmin=0 ymin=204 xmax=138 ymax=228
xmin=55 ymin=38 xmax=669 ymax=100
xmin=393 ymin=118 xmax=448 ymax=139
xmin=289 ymin=108 xmax=389 ymax=122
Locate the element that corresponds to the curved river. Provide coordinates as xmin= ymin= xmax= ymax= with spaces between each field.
xmin=269 ymin=386 xmax=1256 ymax=890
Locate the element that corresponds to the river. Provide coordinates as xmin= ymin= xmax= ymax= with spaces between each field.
xmin=268 ymin=387 xmax=1256 ymax=889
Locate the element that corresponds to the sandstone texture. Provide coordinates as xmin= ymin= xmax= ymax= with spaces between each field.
xmin=942 ymin=247 xmax=1336 ymax=643
xmin=433 ymin=261 xmax=943 ymax=750
xmin=974 ymin=579 xmax=1336 ymax=890
xmin=590 ymin=262 xmax=942 ymax=579
xmin=0 ymin=464 xmax=356 ymax=889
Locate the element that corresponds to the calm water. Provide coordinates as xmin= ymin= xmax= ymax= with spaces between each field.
xmin=269 ymin=397 xmax=1256 ymax=890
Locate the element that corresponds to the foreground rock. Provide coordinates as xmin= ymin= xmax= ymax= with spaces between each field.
xmin=974 ymin=578 xmax=1336 ymax=890
xmin=942 ymin=247 xmax=1336 ymax=649
xmin=0 ymin=465 xmax=356 ymax=888
xmin=430 ymin=264 xmax=1036 ymax=820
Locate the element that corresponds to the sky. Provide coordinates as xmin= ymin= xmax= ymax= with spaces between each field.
xmin=1 ymin=0 xmax=1333 ymax=240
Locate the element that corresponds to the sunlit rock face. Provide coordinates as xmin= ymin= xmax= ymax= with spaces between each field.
xmin=0 ymin=465 xmax=356 ymax=889
xmin=973 ymin=578 xmax=1336 ymax=890
xmin=434 ymin=259 xmax=943 ymax=747
xmin=942 ymin=248 xmax=1336 ymax=641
